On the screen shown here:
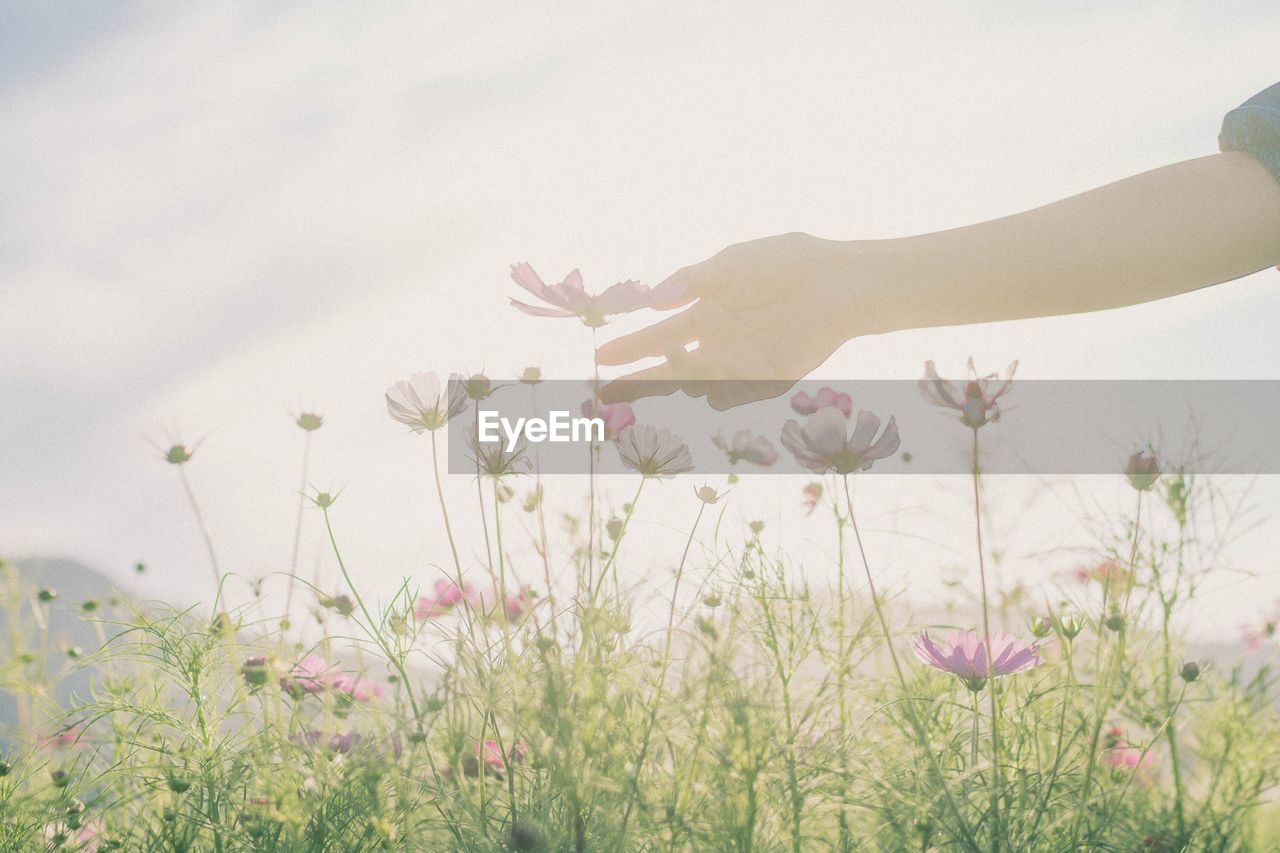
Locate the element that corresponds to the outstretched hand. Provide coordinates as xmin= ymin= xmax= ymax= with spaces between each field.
xmin=597 ymin=233 xmax=888 ymax=410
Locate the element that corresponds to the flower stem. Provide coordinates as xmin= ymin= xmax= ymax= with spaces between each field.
xmin=969 ymin=428 xmax=1002 ymax=852
xmin=429 ymin=430 xmax=464 ymax=578
xmin=618 ymin=498 xmax=706 ymax=844
xmin=177 ymin=464 xmax=223 ymax=609
xmin=284 ymin=430 xmax=312 ymax=622
xmin=842 ymin=475 xmax=979 ymax=851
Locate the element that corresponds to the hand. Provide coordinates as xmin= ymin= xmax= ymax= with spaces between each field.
xmin=598 ymin=233 xmax=886 ymax=410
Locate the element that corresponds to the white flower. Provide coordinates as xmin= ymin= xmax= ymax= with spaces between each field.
xmin=711 ymin=430 xmax=779 ymax=467
xmin=780 ymin=407 xmax=900 ymax=475
xmin=385 ymin=372 xmax=468 ymax=432
xmin=615 ymin=425 xmax=694 ymax=478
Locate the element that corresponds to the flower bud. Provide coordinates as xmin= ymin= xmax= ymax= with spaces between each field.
xmin=81 ymin=599 xmax=98 ymax=613
xmin=1104 ymin=613 xmax=1126 ymax=633
xmin=165 ymin=445 xmax=193 ymax=465
xmin=702 ymin=592 xmax=722 ymax=608
xmin=465 ymin=373 xmax=492 ymax=400
xmin=1054 ymin=613 xmax=1085 ymax=640
xmin=241 ymin=656 xmax=271 ymax=688
xmin=606 ymin=518 xmax=624 ymax=540
xmin=167 ymin=776 xmax=191 ymax=793
xmin=51 ymin=768 xmax=70 ymax=788
xmin=695 ymin=485 xmax=724 ymax=505
xmin=511 ymin=819 xmax=547 ymax=851
xmin=1179 ymin=660 xmax=1202 ymax=682
xmin=319 ymin=594 xmax=355 ymax=617
xmin=296 ymin=412 xmax=324 ymax=431
xmin=1124 ymin=451 xmax=1160 ymax=492
xmin=311 ymin=491 xmax=337 ymax=509
xmin=37 ymin=588 xmax=57 ymax=603
xmin=0 ymin=760 xmax=11 ymax=777
xmin=519 ymin=367 xmax=542 ymax=385
xmin=1028 ymin=616 xmax=1053 ymax=639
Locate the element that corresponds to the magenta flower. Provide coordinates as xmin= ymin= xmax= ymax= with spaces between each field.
xmin=919 ymin=358 xmax=1017 ymax=429
xmin=581 ymin=399 xmax=636 ymax=440
xmin=790 ymin=387 xmax=852 ymax=417
xmin=780 ymin=408 xmax=900 ymax=475
xmin=509 ymin=263 xmax=683 ymax=327
xmin=912 ymin=630 xmax=1042 ymax=691
xmin=414 ymin=579 xmax=476 ymax=621
xmin=712 ymin=429 xmax=779 ymax=467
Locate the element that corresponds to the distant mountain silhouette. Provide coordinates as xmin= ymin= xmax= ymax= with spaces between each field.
xmin=0 ymin=557 xmax=133 ymax=740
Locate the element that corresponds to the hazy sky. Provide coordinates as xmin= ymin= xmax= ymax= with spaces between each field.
xmin=4 ymin=3 xmax=1279 ymax=638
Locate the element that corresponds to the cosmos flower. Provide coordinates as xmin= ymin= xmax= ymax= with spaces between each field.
xmin=509 ymin=263 xmax=683 ymax=327
xmin=712 ymin=429 xmax=779 ymax=467
xmin=802 ymin=482 xmax=823 ymax=514
xmin=615 ymin=425 xmax=695 ymax=478
xmin=790 ymin=387 xmax=852 ymax=417
xmin=780 ymin=408 xmax=900 ymax=475
xmin=911 ymin=630 xmax=1042 ymax=691
xmin=1125 ymin=451 xmax=1161 ymax=492
xmin=280 ymin=655 xmax=332 ymax=697
xmin=581 ymin=399 xmax=636 ymax=440
xmin=1240 ymin=601 xmax=1280 ymax=652
xmin=1073 ymin=559 xmax=1134 ymax=596
xmin=330 ymin=672 xmax=383 ymax=703
xmin=464 ymin=739 xmax=528 ymax=777
xmin=386 ymin=372 xmax=468 ymax=432
xmin=415 ymin=579 xmax=477 ymax=621
xmin=919 ymin=358 xmax=1017 ymax=430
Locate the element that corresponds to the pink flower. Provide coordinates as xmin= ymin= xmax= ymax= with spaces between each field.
xmin=39 ymin=725 xmax=83 ymax=751
xmin=1240 ymin=601 xmax=1280 ymax=651
xmin=712 ymin=430 xmax=779 ymax=467
xmin=790 ymin=387 xmax=852 ymax=417
xmin=509 ymin=263 xmax=683 ymax=327
xmin=1073 ymin=559 xmax=1134 ymax=596
xmin=1107 ymin=746 xmax=1155 ymax=772
xmin=501 ymin=586 xmax=537 ymax=621
xmin=912 ymin=630 xmax=1042 ymax=691
xmin=801 ymin=482 xmax=823 ymax=514
xmin=330 ymin=673 xmax=383 ymax=703
xmin=780 ymin=408 xmax=900 ymax=475
xmin=1104 ymin=731 xmax=1157 ymax=777
xmin=919 ymin=358 xmax=1017 ymax=429
xmin=581 ymin=399 xmax=636 ymax=440
xmin=463 ymin=739 xmax=528 ymax=777
xmin=414 ymin=579 xmax=476 ymax=621
xmin=280 ymin=654 xmax=330 ymax=696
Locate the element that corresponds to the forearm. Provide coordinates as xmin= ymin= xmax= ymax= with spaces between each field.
xmin=851 ymin=152 xmax=1280 ymax=331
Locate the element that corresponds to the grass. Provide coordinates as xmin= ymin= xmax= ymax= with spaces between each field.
xmin=1 ymin=401 xmax=1279 ymax=852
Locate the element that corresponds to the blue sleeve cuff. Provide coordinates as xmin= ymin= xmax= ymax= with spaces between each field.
xmin=1220 ymin=81 xmax=1280 ymax=183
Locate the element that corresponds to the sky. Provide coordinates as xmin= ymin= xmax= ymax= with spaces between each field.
xmin=3 ymin=2 xmax=1279 ymax=640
